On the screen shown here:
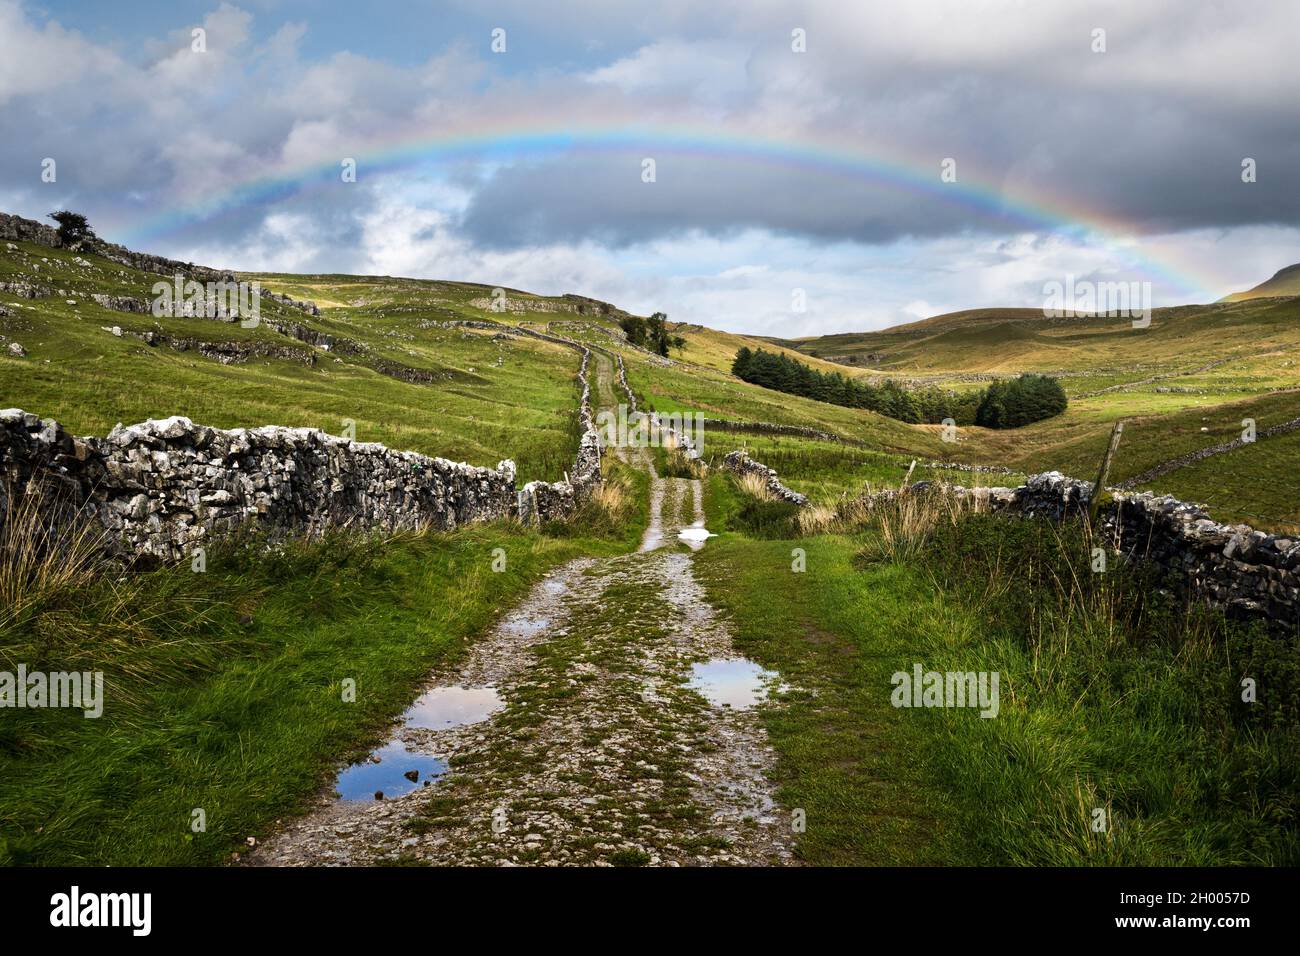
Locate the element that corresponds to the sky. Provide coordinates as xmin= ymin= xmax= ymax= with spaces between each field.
xmin=2 ymin=0 xmax=1298 ymax=336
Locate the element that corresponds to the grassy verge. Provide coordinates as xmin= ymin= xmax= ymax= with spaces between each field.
xmin=696 ymin=473 xmax=1300 ymax=865
xmin=696 ymin=473 xmax=950 ymax=865
xmin=0 ymin=461 xmax=645 ymax=867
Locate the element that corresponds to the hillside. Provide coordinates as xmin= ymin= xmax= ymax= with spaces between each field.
xmin=4 ymin=215 xmax=1300 ymax=530
xmin=3 ymin=213 xmax=1298 ymax=874
xmin=754 ymin=289 xmax=1300 ymax=528
xmin=0 ymin=214 xmax=944 ymax=485
xmin=1222 ymin=262 xmax=1300 ymax=301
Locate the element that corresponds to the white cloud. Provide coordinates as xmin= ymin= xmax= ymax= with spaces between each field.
xmin=1 ymin=0 xmax=1296 ymax=338
xmin=0 ymin=0 xmax=121 ymax=104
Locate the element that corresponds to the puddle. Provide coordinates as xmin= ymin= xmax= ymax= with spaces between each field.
xmin=686 ymin=658 xmax=781 ymax=710
xmin=404 ymin=685 xmax=504 ymax=729
xmin=335 ymin=741 xmax=447 ymax=801
xmin=504 ymin=614 xmax=551 ymax=637
xmin=334 ymin=685 xmax=503 ymax=801
xmin=677 ymin=523 xmax=716 ymax=550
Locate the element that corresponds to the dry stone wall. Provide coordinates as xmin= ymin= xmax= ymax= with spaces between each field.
xmin=724 ymin=449 xmax=1296 ymax=629
xmin=0 ymin=323 xmax=605 ymax=558
xmin=934 ymin=472 xmax=1300 ymax=628
xmin=0 ymin=409 xmax=517 ymax=563
xmin=613 ymin=352 xmax=701 ymax=460
xmin=719 ymin=451 xmax=808 ymax=505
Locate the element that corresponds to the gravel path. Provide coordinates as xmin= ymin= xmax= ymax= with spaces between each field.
xmin=250 ymin=351 xmax=794 ymax=867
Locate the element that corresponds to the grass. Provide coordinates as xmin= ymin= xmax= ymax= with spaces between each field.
xmin=6 ymin=221 xmax=1296 ymax=869
xmin=6 ymin=235 xmax=1300 ymax=527
xmin=0 ymin=458 xmax=645 ymax=866
xmin=695 ymin=471 xmax=1299 ymax=865
xmin=0 ymin=241 xmax=590 ymax=481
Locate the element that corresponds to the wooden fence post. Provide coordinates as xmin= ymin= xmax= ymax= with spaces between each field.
xmin=900 ymin=459 xmax=917 ymax=492
xmin=1088 ymin=421 xmax=1124 ymax=526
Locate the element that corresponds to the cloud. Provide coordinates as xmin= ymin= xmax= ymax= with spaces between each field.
xmin=0 ymin=0 xmax=1296 ymax=334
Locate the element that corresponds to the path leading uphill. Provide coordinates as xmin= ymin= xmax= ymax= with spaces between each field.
xmin=251 ymin=348 xmax=795 ymax=867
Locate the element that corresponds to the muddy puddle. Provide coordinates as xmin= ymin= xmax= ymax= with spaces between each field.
xmin=677 ymin=522 xmax=716 ymax=550
xmin=335 ymin=741 xmax=447 ymax=801
xmin=334 ymin=685 xmax=505 ymax=801
xmin=686 ymin=658 xmax=782 ymax=709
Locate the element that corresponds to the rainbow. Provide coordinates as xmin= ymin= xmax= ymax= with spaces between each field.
xmin=120 ymin=120 xmax=1216 ymax=301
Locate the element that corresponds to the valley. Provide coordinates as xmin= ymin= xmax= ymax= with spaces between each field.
xmin=1 ymin=217 xmax=1297 ymax=867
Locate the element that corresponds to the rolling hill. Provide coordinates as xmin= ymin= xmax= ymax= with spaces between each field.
xmin=1222 ymin=262 xmax=1300 ymax=301
xmin=3 ymin=214 xmax=1299 ymax=528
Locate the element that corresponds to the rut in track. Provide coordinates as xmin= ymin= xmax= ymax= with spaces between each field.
xmin=252 ymin=348 xmax=795 ymax=866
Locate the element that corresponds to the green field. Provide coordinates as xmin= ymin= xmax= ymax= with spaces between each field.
xmin=6 ymin=236 xmax=1300 ymax=527
xmin=697 ymin=474 xmax=1299 ymax=865
xmin=3 ymin=230 xmax=1298 ymax=867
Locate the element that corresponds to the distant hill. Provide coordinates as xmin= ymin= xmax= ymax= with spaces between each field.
xmin=773 ymin=297 xmax=1300 ymax=379
xmin=4 ymin=208 xmax=1300 ymax=528
xmin=1222 ymin=263 xmax=1300 ymax=302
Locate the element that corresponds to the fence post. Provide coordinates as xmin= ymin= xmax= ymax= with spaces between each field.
xmin=1088 ymin=421 xmax=1124 ymax=527
xmin=900 ymin=459 xmax=917 ymax=492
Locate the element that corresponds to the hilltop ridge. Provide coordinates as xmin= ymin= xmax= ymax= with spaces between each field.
xmin=1222 ymin=262 xmax=1300 ymax=302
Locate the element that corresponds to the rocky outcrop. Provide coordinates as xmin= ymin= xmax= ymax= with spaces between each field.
xmin=95 ymin=242 xmax=235 ymax=285
xmin=0 ymin=212 xmax=234 ymax=285
xmin=0 ymin=280 xmax=50 ymax=299
xmin=0 ymin=213 xmax=59 ymax=247
xmin=130 ymin=331 xmax=318 ymax=367
xmin=90 ymin=293 xmax=152 ymax=314
xmin=263 ymin=289 xmax=320 ymax=317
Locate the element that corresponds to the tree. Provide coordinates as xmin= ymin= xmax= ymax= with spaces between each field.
xmin=974 ymin=374 xmax=1067 ymax=428
xmin=619 ymin=316 xmax=647 ymax=347
xmin=622 ymin=313 xmax=678 ymax=356
xmin=646 ymin=312 xmax=671 ymax=356
xmin=732 ymin=346 xmax=753 ymax=378
xmin=729 ymin=347 xmax=1066 ymax=429
xmin=48 ymin=210 xmax=96 ymax=248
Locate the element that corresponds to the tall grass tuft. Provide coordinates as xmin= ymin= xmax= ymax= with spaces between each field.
xmin=735 ymin=471 xmax=775 ymax=502
xmin=795 ymin=503 xmax=839 ymax=536
xmin=658 ymin=448 xmax=704 ymax=480
xmin=0 ymin=482 xmax=106 ymax=628
xmin=858 ymin=487 xmax=987 ymax=563
xmin=913 ymin=512 xmax=1300 ymax=865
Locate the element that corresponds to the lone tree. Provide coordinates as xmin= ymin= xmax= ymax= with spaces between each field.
xmin=48 ymin=210 xmax=96 ymax=249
